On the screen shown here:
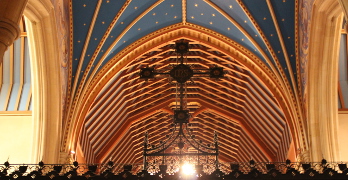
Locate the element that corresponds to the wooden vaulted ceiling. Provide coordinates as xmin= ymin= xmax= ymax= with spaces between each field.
xmin=67 ymin=0 xmax=300 ymax=165
xmin=77 ymin=39 xmax=291 ymax=164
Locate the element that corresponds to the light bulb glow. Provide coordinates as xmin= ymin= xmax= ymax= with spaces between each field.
xmin=182 ymin=163 xmax=195 ymax=175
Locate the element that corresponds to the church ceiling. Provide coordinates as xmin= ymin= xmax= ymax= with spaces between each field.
xmin=68 ymin=0 xmax=299 ymax=164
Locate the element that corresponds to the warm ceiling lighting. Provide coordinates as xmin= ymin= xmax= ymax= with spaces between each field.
xmin=181 ymin=163 xmax=195 ymax=176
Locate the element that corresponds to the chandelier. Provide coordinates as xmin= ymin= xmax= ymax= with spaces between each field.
xmin=139 ymin=40 xmax=225 ymax=176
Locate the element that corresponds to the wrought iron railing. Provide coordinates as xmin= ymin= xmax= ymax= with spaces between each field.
xmin=1 ymin=160 xmax=348 ymax=179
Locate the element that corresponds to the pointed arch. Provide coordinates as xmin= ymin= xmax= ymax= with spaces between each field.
xmin=307 ymin=0 xmax=343 ymax=161
xmin=64 ymin=23 xmax=305 ymax=161
xmin=24 ymin=0 xmax=63 ymax=163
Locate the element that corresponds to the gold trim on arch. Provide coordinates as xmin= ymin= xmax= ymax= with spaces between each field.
xmin=63 ymin=23 xmax=303 ymax=160
xmin=66 ymin=1 xmax=165 ymax=131
xmin=236 ymin=0 xmax=296 ymax=99
xmin=204 ymin=0 xmax=276 ymax=75
xmin=71 ymin=0 xmax=102 ymax=100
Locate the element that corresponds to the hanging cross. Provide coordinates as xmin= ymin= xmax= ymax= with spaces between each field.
xmin=141 ymin=41 xmax=221 ymax=170
xmin=139 ymin=40 xmax=224 ymax=124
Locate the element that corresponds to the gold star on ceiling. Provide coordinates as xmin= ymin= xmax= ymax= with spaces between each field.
xmin=195 ymin=4 xmax=198 ymax=7
xmin=282 ymin=19 xmax=285 ymax=21
xmin=134 ymin=6 xmax=138 ymax=9
xmin=209 ymin=22 xmax=213 ymax=24
xmin=121 ymin=22 xmax=124 ymax=24
xmin=171 ymin=4 xmax=174 ymax=7
xmin=94 ymin=38 xmax=97 ymax=40
xmin=191 ymin=16 xmax=194 ymax=19
xmin=83 ymin=4 xmax=86 ymax=7
xmin=138 ymin=28 xmax=141 ymax=30
xmin=227 ymin=27 xmax=230 ymax=30
xmin=106 ymin=0 xmax=109 ymax=3
xmin=244 ymin=20 xmax=247 ymax=23
xmin=263 ymin=17 xmax=266 ymax=20
xmin=102 ymin=21 xmax=105 ymax=24
xmin=174 ymin=16 xmax=177 ymax=18
xmin=153 ymin=13 xmax=156 ymax=15
xmin=242 ymin=38 xmax=244 ymax=41
xmin=78 ymin=40 xmax=81 ymax=43
xmin=229 ymin=5 xmax=233 ymax=9
xmin=156 ymin=21 xmax=158 ymax=24
xmin=212 ymin=14 xmax=215 ymax=17
xmin=201 ymin=13 xmax=204 ymax=15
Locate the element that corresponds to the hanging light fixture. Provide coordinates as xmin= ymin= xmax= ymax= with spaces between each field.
xmin=140 ymin=40 xmax=224 ymax=176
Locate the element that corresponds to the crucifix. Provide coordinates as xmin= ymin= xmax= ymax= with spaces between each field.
xmin=139 ymin=40 xmax=225 ymax=123
xmin=139 ymin=40 xmax=224 ymax=175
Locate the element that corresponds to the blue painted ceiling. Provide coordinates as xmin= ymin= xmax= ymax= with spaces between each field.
xmin=71 ymin=0 xmax=297 ymax=91
xmin=70 ymin=0 xmax=298 ymax=163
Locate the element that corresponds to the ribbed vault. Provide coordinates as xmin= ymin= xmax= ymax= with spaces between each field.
xmin=74 ymin=29 xmax=295 ymax=164
xmin=62 ymin=0 xmax=306 ymax=165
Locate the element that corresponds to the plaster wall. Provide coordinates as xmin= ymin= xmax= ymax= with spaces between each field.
xmin=0 ymin=114 xmax=33 ymax=163
xmin=338 ymin=112 xmax=348 ymax=161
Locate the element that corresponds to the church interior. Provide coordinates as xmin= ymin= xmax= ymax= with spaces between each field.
xmin=1 ymin=0 xmax=348 ymax=179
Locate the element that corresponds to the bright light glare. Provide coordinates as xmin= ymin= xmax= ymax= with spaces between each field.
xmin=182 ymin=163 xmax=195 ymax=175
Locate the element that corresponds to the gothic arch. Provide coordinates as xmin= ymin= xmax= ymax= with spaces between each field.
xmin=307 ymin=0 xmax=343 ymax=161
xmin=24 ymin=0 xmax=63 ymax=163
xmin=64 ymin=23 xmax=304 ymax=161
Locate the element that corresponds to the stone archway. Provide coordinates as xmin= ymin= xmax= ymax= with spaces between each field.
xmin=307 ymin=0 xmax=343 ymax=162
xmin=24 ymin=0 xmax=63 ymax=163
xmin=64 ymin=23 xmax=304 ymax=162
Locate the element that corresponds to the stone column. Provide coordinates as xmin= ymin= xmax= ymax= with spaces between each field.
xmin=0 ymin=0 xmax=28 ymax=64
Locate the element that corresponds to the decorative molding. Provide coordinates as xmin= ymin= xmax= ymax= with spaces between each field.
xmin=0 ymin=0 xmax=28 ymax=64
xmin=71 ymin=0 xmax=102 ymax=100
xmin=24 ymin=0 xmax=63 ymax=163
xmin=63 ymin=23 xmax=304 ymax=162
xmin=0 ymin=111 xmax=32 ymax=116
xmin=338 ymin=110 xmax=348 ymax=114
xmin=307 ymin=0 xmax=343 ymax=161
xmin=204 ymin=0 xmax=275 ymax=75
xmin=236 ymin=1 xmax=305 ymax=150
xmin=182 ymin=0 xmax=186 ymax=24
xmin=266 ymin=0 xmax=296 ymax=93
xmin=338 ymin=0 xmax=348 ymax=20
xmin=0 ymin=19 xmax=20 ymax=47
